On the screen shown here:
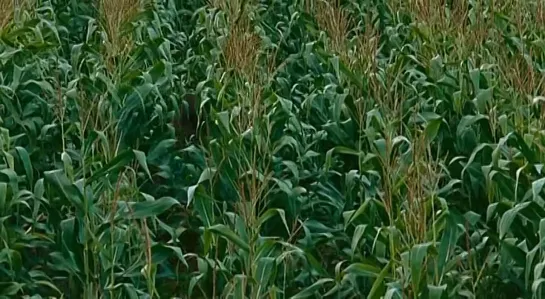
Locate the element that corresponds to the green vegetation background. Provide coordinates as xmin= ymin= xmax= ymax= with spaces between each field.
xmin=1 ymin=0 xmax=544 ymax=298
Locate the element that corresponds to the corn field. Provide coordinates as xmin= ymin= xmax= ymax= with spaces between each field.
xmin=1 ymin=0 xmax=545 ymax=298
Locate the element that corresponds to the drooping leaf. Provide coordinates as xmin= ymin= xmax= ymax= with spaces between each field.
xmin=289 ymin=278 xmax=334 ymax=299
xmin=208 ymin=224 xmax=250 ymax=252
xmin=117 ymin=196 xmax=180 ymax=219
xmin=44 ymin=169 xmax=84 ymax=211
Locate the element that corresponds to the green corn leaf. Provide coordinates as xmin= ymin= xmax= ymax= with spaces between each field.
xmin=344 ymin=262 xmax=382 ymax=278
xmin=208 ymin=224 xmax=250 ymax=252
xmin=133 ymin=150 xmax=152 ymax=180
xmin=410 ymin=242 xmax=437 ymax=292
xmin=44 ymin=169 xmax=84 ymax=211
xmin=257 ymin=208 xmax=289 ymax=234
xmin=255 ymin=257 xmax=276 ymax=294
xmin=117 ymin=196 xmax=180 ymax=219
xmin=14 ymin=146 xmax=33 ymax=184
xmin=367 ymin=261 xmax=392 ymax=299
xmin=289 ymin=278 xmax=334 ymax=299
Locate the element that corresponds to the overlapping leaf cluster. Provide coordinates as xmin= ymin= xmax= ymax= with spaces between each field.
xmin=2 ymin=0 xmax=545 ymax=298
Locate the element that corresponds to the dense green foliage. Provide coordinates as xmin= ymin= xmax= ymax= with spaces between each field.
xmin=2 ymin=0 xmax=545 ymax=298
